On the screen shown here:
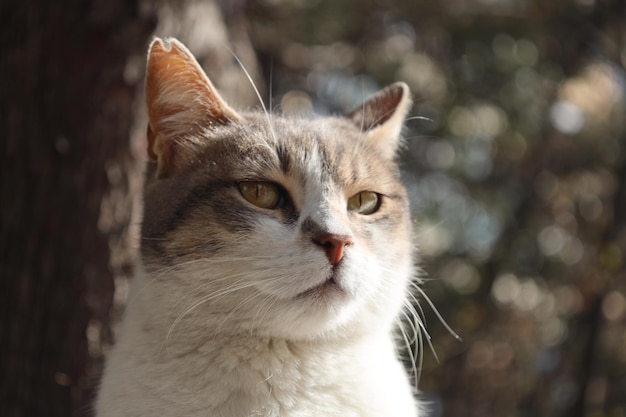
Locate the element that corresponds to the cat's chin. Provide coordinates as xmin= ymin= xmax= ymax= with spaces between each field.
xmin=256 ymin=270 xmax=363 ymax=340
xmin=296 ymin=276 xmax=345 ymax=299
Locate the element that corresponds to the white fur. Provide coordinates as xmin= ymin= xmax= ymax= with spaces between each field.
xmin=97 ymin=286 xmax=418 ymax=417
xmin=96 ymin=193 xmax=420 ymax=416
xmin=97 ymin=248 xmax=419 ymax=416
xmin=97 ymin=37 xmax=420 ymax=416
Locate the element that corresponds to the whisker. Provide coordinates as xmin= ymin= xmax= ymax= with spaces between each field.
xmin=254 ymin=292 xmax=281 ymax=328
xmin=410 ymin=281 xmax=462 ymax=341
xmin=227 ymin=48 xmax=278 ymax=144
xmin=405 ymin=288 xmax=429 ymax=330
xmin=405 ymin=115 xmax=434 ymax=123
xmin=215 ymin=289 xmax=268 ymax=334
xmin=164 ymin=278 xmax=258 ymax=353
xmin=127 ymin=258 xmax=213 ymax=307
xmin=397 ymin=315 xmax=418 ymax=391
xmin=359 ymin=76 xmax=366 ymax=133
xmin=269 ymin=57 xmax=274 ymax=116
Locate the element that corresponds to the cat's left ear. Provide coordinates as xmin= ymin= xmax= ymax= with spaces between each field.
xmin=346 ymin=82 xmax=412 ymax=159
xmin=145 ymin=37 xmax=241 ymax=176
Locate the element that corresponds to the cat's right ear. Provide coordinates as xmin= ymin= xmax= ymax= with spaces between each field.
xmin=346 ymin=82 xmax=412 ymax=160
xmin=145 ymin=37 xmax=241 ymax=176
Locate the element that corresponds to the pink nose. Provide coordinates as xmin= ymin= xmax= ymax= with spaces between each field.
xmin=313 ymin=233 xmax=353 ymax=266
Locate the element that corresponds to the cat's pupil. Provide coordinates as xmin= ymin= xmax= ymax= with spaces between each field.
xmin=238 ymin=181 xmax=285 ymax=209
xmin=347 ymin=191 xmax=381 ymax=215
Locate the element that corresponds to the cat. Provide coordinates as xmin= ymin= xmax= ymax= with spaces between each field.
xmin=95 ymin=37 xmax=422 ymax=417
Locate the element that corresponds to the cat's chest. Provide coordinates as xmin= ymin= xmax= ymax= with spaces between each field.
xmin=170 ymin=337 xmax=411 ymax=417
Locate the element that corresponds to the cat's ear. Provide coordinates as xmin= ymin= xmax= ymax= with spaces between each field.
xmin=145 ymin=37 xmax=241 ymax=176
xmin=346 ymin=82 xmax=412 ymax=159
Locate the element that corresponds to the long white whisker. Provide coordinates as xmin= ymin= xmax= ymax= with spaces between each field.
xmin=405 ymin=288 xmax=430 ymax=334
xmin=416 ymin=311 xmax=424 ymax=385
xmin=215 ymin=289 xmax=268 ymax=334
xmin=397 ymin=315 xmax=418 ymax=391
xmin=227 ymin=48 xmax=278 ymax=144
xmin=360 ymin=76 xmax=366 ymax=133
xmin=164 ymin=278 xmax=258 ymax=353
xmin=127 ymin=258 xmax=213 ymax=307
xmin=405 ymin=115 xmax=434 ymax=123
xmin=411 ymin=281 xmax=462 ymax=341
xmin=269 ymin=57 xmax=274 ymax=115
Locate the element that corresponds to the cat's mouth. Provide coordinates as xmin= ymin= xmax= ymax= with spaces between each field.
xmin=296 ymin=274 xmax=346 ymax=299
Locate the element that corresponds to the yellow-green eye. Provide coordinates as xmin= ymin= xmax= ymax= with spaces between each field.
xmin=347 ymin=191 xmax=381 ymax=215
xmin=238 ymin=181 xmax=285 ymax=209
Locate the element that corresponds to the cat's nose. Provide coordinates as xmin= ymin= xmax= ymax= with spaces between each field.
xmin=313 ymin=233 xmax=353 ymax=266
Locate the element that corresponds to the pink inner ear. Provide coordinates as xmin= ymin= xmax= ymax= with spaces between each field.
xmin=343 ymin=82 xmax=412 ymax=160
xmin=346 ymin=83 xmax=407 ymax=132
xmin=144 ymin=38 xmax=241 ymax=172
xmin=146 ymin=125 xmax=177 ymax=170
xmin=146 ymin=38 xmax=236 ymax=136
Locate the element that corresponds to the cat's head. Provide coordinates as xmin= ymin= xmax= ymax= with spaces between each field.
xmin=140 ymin=37 xmax=414 ymax=342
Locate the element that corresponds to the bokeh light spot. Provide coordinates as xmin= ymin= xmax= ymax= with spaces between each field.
xmin=602 ymin=291 xmax=626 ymax=321
xmin=280 ymin=90 xmax=313 ymax=115
xmin=538 ymin=225 xmax=569 ymax=257
xmin=426 ymin=140 xmax=456 ymax=170
xmin=441 ymin=258 xmax=482 ymax=295
xmin=550 ymin=100 xmax=585 ymax=134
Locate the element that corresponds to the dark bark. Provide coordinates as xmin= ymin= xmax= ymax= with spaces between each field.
xmin=0 ymin=2 xmax=155 ymax=416
xmin=0 ymin=1 xmax=260 ymax=416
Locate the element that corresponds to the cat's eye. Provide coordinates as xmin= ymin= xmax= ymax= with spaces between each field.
xmin=347 ymin=191 xmax=381 ymax=215
xmin=238 ymin=181 xmax=285 ymax=210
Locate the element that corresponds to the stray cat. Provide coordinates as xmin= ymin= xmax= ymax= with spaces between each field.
xmin=96 ymin=37 xmax=421 ymax=417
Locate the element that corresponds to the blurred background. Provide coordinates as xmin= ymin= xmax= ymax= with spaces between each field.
xmin=1 ymin=0 xmax=625 ymax=416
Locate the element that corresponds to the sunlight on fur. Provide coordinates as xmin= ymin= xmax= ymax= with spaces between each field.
xmin=96 ymin=36 xmax=443 ymax=417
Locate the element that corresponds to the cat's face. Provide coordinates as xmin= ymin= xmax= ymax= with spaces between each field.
xmin=140 ymin=38 xmax=414 ymax=341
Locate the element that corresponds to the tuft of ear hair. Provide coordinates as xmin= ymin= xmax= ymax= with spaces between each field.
xmin=346 ymin=82 xmax=412 ymax=160
xmin=145 ymin=37 xmax=241 ymax=176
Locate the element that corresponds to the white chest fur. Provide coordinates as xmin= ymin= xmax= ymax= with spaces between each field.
xmin=96 ymin=288 xmax=419 ymax=417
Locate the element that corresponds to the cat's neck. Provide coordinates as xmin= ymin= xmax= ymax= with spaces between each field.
xmin=106 ymin=268 xmax=416 ymax=417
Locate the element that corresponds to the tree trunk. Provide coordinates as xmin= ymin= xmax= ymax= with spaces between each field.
xmin=0 ymin=1 xmax=260 ymax=416
xmin=0 ymin=2 xmax=155 ymax=416
xmin=0 ymin=0 xmax=153 ymax=417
